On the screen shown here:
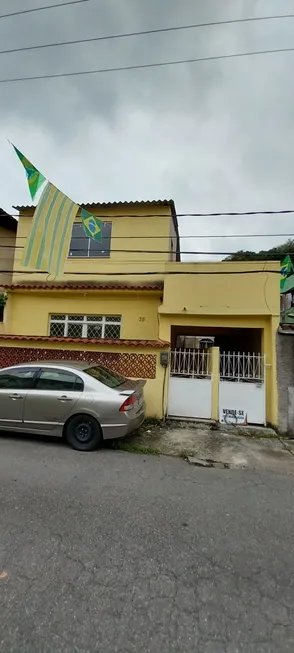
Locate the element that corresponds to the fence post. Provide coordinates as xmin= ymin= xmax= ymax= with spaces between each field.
xmin=211 ymin=347 xmax=220 ymax=421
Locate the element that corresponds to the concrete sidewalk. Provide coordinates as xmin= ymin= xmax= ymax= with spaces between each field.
xmin=121 ymin=421 xmax=294 ymax=474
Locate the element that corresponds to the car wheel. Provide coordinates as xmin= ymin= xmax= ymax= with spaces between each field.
xmin=65 ymin=414 xmax=103 ymax=452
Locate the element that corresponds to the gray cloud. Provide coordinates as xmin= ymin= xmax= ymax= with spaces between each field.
xmin=1 ymin=0 xmax=294 ymax=259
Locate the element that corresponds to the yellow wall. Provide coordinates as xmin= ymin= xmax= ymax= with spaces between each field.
xmin=7 ymin=290 xmax=162 ymax=340
xmin=0 ymin=225 xmax=16 ymax=286
xmin=13 ymin=202 xmax=174 ymax=284
xmin=161 ymin=262 xmax=280 ymax=316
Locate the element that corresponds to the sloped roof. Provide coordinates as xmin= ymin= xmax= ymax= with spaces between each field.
xmin=7 ymin=282 xmax=163 ymax=291
xmin=0 ymin=334 xmax=169 ymax=348
xmin=14 ymin=199 xmax=175 ymax=211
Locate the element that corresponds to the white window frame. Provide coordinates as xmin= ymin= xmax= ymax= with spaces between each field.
xmin=49 ymin=315 xmax=121 ymax=339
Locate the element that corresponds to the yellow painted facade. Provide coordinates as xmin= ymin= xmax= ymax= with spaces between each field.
xmin=12 ymin=201 xmax=177 ymax=284
xmin=7 ymin=289 xmax=162 ymax=340
xmin=0 ymin=224 xmax=16 ymax=287
xmin=0 ymin=200 xmax=280 ymax=425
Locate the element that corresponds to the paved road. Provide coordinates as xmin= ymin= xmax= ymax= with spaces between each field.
xmin=1 ymin=435 xmax=294 ymax=652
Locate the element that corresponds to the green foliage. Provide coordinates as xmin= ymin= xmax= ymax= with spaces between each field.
xmin=225 ymin=239 xmax=294 ymax=262
xmin=111 ymin=441 xmax=160 ymax=456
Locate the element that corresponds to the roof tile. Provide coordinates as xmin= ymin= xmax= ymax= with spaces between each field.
xmin=14 ymin=199 xmax=174 ymax=211
xmin=5 ymin=282 xmax=163 ymax=291
xmin=0 ymin=334 xmax=169 ymax=348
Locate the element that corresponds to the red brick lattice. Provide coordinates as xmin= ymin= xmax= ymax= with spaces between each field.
xmin=0 ymin=347 xmax=157 ymax=379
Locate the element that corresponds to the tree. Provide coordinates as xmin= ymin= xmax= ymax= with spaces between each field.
xmin=225 ymin=239 xmax=294 ymax=261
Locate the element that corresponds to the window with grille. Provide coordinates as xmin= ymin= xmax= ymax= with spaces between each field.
xmin=68 ymin=222 xmax=112 ymax=258
xmin=49 ymin=314 xmax=121 ymax=339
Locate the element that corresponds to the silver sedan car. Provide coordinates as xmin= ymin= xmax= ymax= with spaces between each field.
xmin=0 ymin=361 xmax=146 ymax=451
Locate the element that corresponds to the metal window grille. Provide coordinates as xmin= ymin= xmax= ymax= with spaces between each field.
xmin=220 ymin=352 xmax=264 ymax=382
xmin=49 ymin=315 xmax=121 ymax=339
xmin=170 ymin=349 xmax=211 ymax=378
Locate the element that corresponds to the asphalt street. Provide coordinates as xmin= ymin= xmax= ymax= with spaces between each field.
xmin=1 ymin=434 xmax=294 ymax=652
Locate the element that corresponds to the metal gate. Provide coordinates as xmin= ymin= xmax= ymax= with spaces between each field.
xmin=168 ymin=349 xmax=212 ymax=419
xmin=219 ymin=352 xmax=266 ymax=425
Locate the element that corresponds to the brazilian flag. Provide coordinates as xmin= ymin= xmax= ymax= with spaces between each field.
xmin=12 ymin=144 xmax=46 ymax=201
xmin=81 ymin=209 xmax=102 ymax=242
xmin=280 ymin=255 xmax=292 ymax=278
xmin=280 ymin=254 xmax=293 ymax=291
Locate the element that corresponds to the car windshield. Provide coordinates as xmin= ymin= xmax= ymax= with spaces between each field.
xmin=85 ymin=364 xmax=127 ymax=388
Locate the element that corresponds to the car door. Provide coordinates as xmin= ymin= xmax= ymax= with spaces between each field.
xmin=0 ymin=366 xmax=39 ymax=429
xmin=23 ymin=368 xmax=83 ymax=432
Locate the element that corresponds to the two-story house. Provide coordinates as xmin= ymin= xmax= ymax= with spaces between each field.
xmin=0 ymin=199 xmax=280 ymax=426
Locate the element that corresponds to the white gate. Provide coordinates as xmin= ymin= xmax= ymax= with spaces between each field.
xmin=219 ymin=352 xmax=266 ymax=425
xmin=168 ymin=349 xmax=212 ymax=419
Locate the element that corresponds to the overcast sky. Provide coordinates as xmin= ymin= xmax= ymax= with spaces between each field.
xmin=1 ymin=0 xmax=294 ymax=260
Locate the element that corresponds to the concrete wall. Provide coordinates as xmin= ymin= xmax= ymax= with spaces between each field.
xmin=7 ymin=289 xmax=162 ymax=340
xmin=161 ymin=263 xmax=280 ymax=316
xmin=277 ymin=332 xmax=294 ymax=434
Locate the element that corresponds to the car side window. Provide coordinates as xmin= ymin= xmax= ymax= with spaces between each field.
xmin=0 ymin=368 xmax=38 ymax=390
xmin=35 ymin=369 xmax=84 ymax=392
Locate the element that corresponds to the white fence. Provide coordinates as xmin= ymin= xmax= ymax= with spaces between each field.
xmin=219 ymin=352 xmax=265 ymax=425
xmin=168 ymin=349 xmax=266 ymax=424
xmin=170 ymin=349 xmax=211 ymax=378
xmin=168 ymin=349 xmax=212 ymax=419
xmin=220 ymin=352 xmax=264 ymax=382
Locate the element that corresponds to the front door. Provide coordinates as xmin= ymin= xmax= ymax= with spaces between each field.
xmin=0 ymin=367 xmax=39 ymax=428
xmin=23 ymin=368 xmax=83 ymax=431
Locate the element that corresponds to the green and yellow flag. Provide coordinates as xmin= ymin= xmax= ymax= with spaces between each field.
xmin=22 ymin=183 xmax=79 ymax=277
xmin=12 ymin=145 xmax=46 ymax=201
xmin=81 ymin=208 xmax=102 ymax=242
xmin=280 ymin=255 xmax=293 ymax=291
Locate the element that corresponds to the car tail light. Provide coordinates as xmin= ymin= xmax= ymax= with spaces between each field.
xmin=119 ymin=394 xmax=136 ymax=412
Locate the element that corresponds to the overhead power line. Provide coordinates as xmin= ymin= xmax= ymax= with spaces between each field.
xmin=1 ymin=270 xmax=281 ymax=276
xmin=2 ymin=232 xmax=294 ymax=240
xmin=177 ymin=209 xmax=294 ymax=217
xmin=1 ymin=46 xmax=293 ymax=84
xmin=5 ymin=244 xmax=293 ymax=256
xmin=0 ymin=0 xmax=90 ymax=20
xmin=1 ymin=13 xmax=293 ymax=55
xmin=9 ymin=209 xmax=294 ymax=218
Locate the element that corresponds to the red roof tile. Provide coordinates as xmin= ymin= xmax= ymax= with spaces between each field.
xmin=5 ymin=282 xmax=163 ymax=291
xmin=0 ymin=334 xmax=169 ymax=348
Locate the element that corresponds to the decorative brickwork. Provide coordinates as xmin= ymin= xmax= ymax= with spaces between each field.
xmin=0 ymin=346 xmax=157 ymax=379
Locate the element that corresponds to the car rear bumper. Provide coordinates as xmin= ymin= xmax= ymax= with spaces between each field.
xmin=102 ymin=409 xmax=145 ymax=440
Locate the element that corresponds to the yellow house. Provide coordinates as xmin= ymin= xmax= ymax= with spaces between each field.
xmin=0 ymin=200 xmax=280 ymax=426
